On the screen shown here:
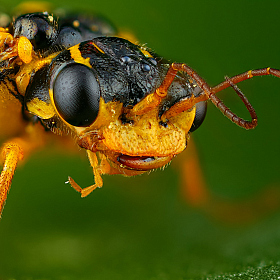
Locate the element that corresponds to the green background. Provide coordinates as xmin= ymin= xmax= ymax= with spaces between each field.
xmin=0 ymin=0 xmax=280 ymax=279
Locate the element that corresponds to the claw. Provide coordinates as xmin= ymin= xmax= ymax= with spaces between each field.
xmin=67 ymin=176 xmax=101 ymax=198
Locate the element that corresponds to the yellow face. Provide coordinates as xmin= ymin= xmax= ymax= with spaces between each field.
xmin=27 ymin=81 xmax=196 ymax=173
xmin=36 ymin=91 xmax=196 ymax=172
xmin=73 ymin=97 xmax=196 ymax=171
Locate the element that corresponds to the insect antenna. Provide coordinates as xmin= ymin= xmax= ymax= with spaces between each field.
xmin=166 ymin=64 xmax=280 ymax=130
xmin=211 ymin=68 xmax=280 ymax=129
xmin=210 ymin=76 xmax=258 ymax=129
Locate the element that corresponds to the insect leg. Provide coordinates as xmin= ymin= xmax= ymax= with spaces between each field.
xmin=179 ymin=139 xmax=280 ymax=224
xmin=0 ymin=124 xmax=46 ymax=218
xmin=179 ymin=139 xmax=209 ymax=206
xmin=68 ymin=151 xmax=103 ymax=197
xmin=0 ymin=143 xmax=23 ymax=217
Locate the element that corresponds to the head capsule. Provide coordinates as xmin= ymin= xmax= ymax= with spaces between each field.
xmin=24 ymin=37 xmax=206 ymax=173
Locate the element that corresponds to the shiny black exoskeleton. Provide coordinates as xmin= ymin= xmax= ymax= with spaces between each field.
xmin=7 ymin=12 xmax=207 ymax=131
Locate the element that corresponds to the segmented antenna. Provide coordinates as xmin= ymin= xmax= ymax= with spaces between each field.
xmin=161 ymin=64 xmax=280 ymax=129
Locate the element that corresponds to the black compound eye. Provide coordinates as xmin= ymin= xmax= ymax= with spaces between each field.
xmin=13 ymin=13 xmax=58 ymax=50
xmin=53 ymin=64 xmax=100 ymax=127
xmin=190 ymin=101 xmax=207 ymax=132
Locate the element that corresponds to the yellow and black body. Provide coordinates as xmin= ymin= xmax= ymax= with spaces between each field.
xmin=0 ymin=9 xmax=276 ymax=218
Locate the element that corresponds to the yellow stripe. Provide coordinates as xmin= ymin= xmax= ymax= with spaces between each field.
xmin=26 ymin=97 xmax=56 ymax=119
xmin=70 ymin=44 xmax=91 ymax=68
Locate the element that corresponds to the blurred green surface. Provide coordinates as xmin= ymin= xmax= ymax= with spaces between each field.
xmin=0 ymin=0 xmax=280 ymax=279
